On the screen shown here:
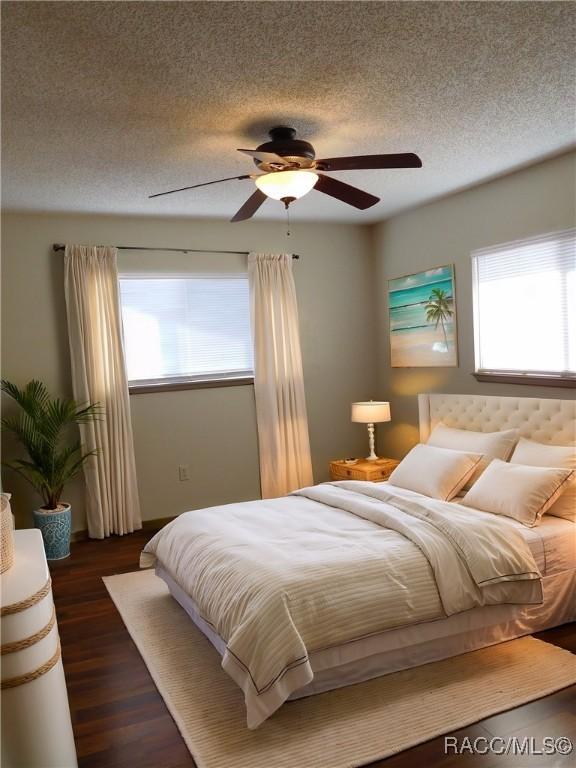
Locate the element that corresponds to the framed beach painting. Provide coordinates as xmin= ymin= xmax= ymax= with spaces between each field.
xmin=388 ymin=264 xmax=458 ymax=367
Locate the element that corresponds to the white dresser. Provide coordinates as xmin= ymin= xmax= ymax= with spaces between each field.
xmin=1 ymin=529 xmax=77 ymax=767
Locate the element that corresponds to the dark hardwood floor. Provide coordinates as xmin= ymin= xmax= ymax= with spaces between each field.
xmin=50 ymin=531 xmax=576 ymax=768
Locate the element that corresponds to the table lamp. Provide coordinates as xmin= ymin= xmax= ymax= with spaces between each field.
xmin=351 ymin=401 xmax=391 ymax=461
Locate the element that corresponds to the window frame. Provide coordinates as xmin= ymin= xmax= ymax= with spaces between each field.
xmin=471 ymin=230 xmax=576 ymax=389
xmin=118 ymin=272 xmax=254 ymax=395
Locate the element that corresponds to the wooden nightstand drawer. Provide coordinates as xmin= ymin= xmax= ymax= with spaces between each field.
xmin=331 ymin=464 xmax=368 ymax=481
xmin=329 ymin=457 xmax=400 ymax=482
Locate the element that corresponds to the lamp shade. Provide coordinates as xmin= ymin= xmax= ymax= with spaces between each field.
xmin=351 ymin=401 xmax=391 ymax=424
xmin=255 ymin=170 xmax=318 ymax=200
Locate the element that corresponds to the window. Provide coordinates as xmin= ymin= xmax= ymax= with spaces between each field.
xmin=119 ymin=275 xmax=253 ymax=390
xmin=472 ymin=229 xmax=576 ymax=383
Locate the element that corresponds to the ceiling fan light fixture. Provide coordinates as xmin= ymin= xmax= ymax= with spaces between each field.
xmin=255 ymin=170 xmax=318 ymax=201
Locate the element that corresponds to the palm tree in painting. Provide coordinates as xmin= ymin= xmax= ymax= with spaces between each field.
xmin=425 ymin=288 xmax=453 ymax=352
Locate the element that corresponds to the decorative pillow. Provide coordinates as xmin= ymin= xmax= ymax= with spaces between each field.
xmin=510 ymin=438 xmax=576 ymax=522
xmin=460 ymin=459 xmax=574 ymax=527
xmin=388 ymin=444 xmax=483 ymax=501
xmin=427 ymin=424 xmax=519 ymax=487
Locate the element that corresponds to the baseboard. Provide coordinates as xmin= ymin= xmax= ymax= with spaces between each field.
xmin=71 ymin=516 xmax=175 ymax=543
xmin=142 ymin=516 xmax=175 ymax=532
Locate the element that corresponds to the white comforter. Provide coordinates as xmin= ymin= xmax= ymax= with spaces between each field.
xmin=141 ymin=481 xmax=542 ymax=728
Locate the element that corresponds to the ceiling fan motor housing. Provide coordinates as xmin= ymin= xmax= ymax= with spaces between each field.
xmin=255 ymin=126 xmax=316 ymax=169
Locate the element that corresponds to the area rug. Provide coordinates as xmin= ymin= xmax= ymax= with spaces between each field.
xmin=104 ymin=570 xmax=576 ymax=768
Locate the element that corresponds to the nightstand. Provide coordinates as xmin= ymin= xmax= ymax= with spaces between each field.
xmin=1 ymin=530 xmax=77 ymax=767
xmin=329 ymin=457 xmax=400 ymax=482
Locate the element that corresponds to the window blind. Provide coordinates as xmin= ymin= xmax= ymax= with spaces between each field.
xmin=119 ymin=276 xmax=254 ymax=385
xmin=471 ymin=228 xmax=576 ymax=379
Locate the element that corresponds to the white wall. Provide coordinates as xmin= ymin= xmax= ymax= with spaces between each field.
xmin=3 ymin=151 xmax=574 ymax=532
xmin=1 ymin=213 xmax=377 ymax=531
xmin=372 ymin=151 xmax=576 ymax=458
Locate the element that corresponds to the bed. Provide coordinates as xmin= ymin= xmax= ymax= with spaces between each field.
xmin=141 ymin=393 xmax=576 ymax=728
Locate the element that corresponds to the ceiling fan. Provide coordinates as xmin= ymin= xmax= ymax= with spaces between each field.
xmin=150 ymin=126 xmax=422 ymax=222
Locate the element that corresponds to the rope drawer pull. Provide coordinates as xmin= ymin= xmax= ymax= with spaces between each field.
xmin=1 ymin=641 xmax=61 ymax=689
xmin=1 ymin=578 xmax=52 ymax=616
xmin=1 ymin=608 xmax=56 ymax=655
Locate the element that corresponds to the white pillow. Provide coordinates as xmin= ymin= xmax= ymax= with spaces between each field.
xmin=510 ymin=438 xmax=576 ymax=522
xmin=427 ymin=424 xmax=519 ymax=487
xmin=388 ymin=444 xmax=483 ymax=501
xmin=460 ymin=458 xmax=575 ymax=527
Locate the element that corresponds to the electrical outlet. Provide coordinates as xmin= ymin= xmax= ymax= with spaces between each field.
xmin=178 ymin=465 xmax=190 ymax=482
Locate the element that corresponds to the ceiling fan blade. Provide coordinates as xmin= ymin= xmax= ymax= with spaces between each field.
xmin=149 ymin=175 xmax=251 ymax=199
xmin=230 ymin=189 xmax=267 ymax=222
xmin=314 ymin=173 xmax=379 ymax=210
xmin=237 ymin=149 xmax=290 ymax=165
xmin=316 ymin=153 xmax=422 ymax=172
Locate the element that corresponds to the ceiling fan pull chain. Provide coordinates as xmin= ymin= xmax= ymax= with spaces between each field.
xmin=286 ymin=202 xmax=291 ymax=237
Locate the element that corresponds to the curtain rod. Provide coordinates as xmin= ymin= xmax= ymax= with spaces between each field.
xmin=52 ymin=244 xmax=299 ymax=259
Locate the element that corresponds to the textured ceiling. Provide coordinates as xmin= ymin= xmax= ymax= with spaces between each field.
xmin=1 ymin=1 xmax=574 ymax=223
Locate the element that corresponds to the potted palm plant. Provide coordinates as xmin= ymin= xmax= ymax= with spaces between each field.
xmin=1 ymin=379 xmax=101 ymax=560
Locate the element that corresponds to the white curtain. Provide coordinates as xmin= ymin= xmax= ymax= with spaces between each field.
xmin=248 ymin=253 xmax=313 ymax=498
xmin=64 ymin=245 xmax=141 ymax=538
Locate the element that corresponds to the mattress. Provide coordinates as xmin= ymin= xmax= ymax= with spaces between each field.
xmin=155 ymin=512 xmax=576 ymax=702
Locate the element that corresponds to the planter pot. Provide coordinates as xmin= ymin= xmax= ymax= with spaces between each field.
xmin=33 ymin=503 xmax=72 ymax=561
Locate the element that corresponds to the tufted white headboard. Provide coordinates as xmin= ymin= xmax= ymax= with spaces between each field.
xmin=418 ymin=393 xmax=576 ymax=446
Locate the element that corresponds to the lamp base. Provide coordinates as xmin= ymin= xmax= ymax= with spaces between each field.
xmin=365 ymin=423 xmax=379 ymax=461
